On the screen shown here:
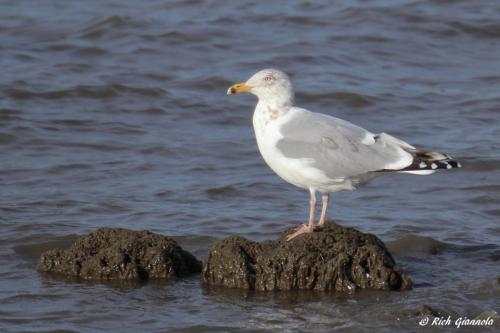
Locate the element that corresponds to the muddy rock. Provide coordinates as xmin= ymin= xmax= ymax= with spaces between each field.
xmin=418 ymin=304 xmax=450 ymax=318
xmin=202 ymin=223 xmax=412 ymax=292
xmin=37 ymin=228 xmax=201 ymax=280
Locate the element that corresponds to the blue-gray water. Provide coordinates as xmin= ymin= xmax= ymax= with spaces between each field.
xmin=1 ymin=0 xmax=499 ymax=332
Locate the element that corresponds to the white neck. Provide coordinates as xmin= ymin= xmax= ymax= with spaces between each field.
xmin=249 ymin=80 xmax=295 ymax=138
xmin=252 ymin=87 xmax=294 ymax=110
xmin=252 ymin=99 xmax=292 ymax=139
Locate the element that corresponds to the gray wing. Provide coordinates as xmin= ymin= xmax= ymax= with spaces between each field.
xmin=276 ymin=108 xmax=414 ymax=180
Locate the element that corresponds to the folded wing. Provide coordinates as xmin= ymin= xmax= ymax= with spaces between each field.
xmin=276 ymin=108 xmax=459 ymax=181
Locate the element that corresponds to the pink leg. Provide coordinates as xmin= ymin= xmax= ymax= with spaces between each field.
xmin=286 ymin=188 xmax=316 ymax=241
xmin=316 ymin=193 xmax=329 ymax=230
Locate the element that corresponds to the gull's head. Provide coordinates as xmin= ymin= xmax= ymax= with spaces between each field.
xmin=227 ymin=69 xmax=294 ymax=106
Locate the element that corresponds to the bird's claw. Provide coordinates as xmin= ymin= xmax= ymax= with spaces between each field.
xmin=286 ymin=224 xmax=314 ymax=241
xmin=293 ymin=223 xmax=308 ymax=232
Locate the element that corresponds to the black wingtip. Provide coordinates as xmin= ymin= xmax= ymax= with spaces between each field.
xmin=410 ymin=159 xmax=461 ymax=171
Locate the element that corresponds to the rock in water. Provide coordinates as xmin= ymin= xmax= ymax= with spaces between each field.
xmin=37 ymin=228 xmax=201 ymax=280
xmin=418 ymin=304 xmax=450 ymax=318
xmin=202 ymin=223 xmax=412 ymax=292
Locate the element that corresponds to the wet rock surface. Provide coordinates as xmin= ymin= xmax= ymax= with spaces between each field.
xmin=202 ymin=223 xmax=412 ymax=292
xmin=37 ymin=228 xmax=201 ymax=280
xmin=418 ymin=304 xmax=450 ymax=318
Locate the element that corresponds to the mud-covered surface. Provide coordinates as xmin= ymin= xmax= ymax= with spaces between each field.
xmin=418 ymin=304 xmax=451 ymax=318
xmin=37 ymin=228 xmax=201 ymax=280
xmin=202 ymin=223 xmax=412 ymax=292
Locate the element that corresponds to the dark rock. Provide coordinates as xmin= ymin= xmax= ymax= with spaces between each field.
xmin=202 ymin=223 xmax=412 ymax=292
xmin=418 ymin=304 xmax=449 ymax=318
xmin=386 ymin=235 xmax=444 ymax=256
xmin=37 ymin=227 xmax=201 ymax=280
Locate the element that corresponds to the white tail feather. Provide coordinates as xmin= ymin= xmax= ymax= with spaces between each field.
xmin=398 ymin=170 xmax=436 ymax=175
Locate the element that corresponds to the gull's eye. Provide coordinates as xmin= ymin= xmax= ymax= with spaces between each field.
xmin=264 ymin=75 xmax=273 ymax=82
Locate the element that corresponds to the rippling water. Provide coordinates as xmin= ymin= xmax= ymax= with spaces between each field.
xmin=1 ymin=0 xmax=499 ymax=332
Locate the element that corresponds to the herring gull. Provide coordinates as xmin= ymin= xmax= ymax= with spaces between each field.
xmin=227 ymin=69 xmax=461 ymax=241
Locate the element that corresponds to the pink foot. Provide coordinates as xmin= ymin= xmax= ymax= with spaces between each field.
xmin=286 ymin=223 xmax=314 ymax=241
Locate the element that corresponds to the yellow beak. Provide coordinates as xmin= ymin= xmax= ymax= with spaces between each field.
xmin=227 ymin=82 xmax=252 ymax=95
